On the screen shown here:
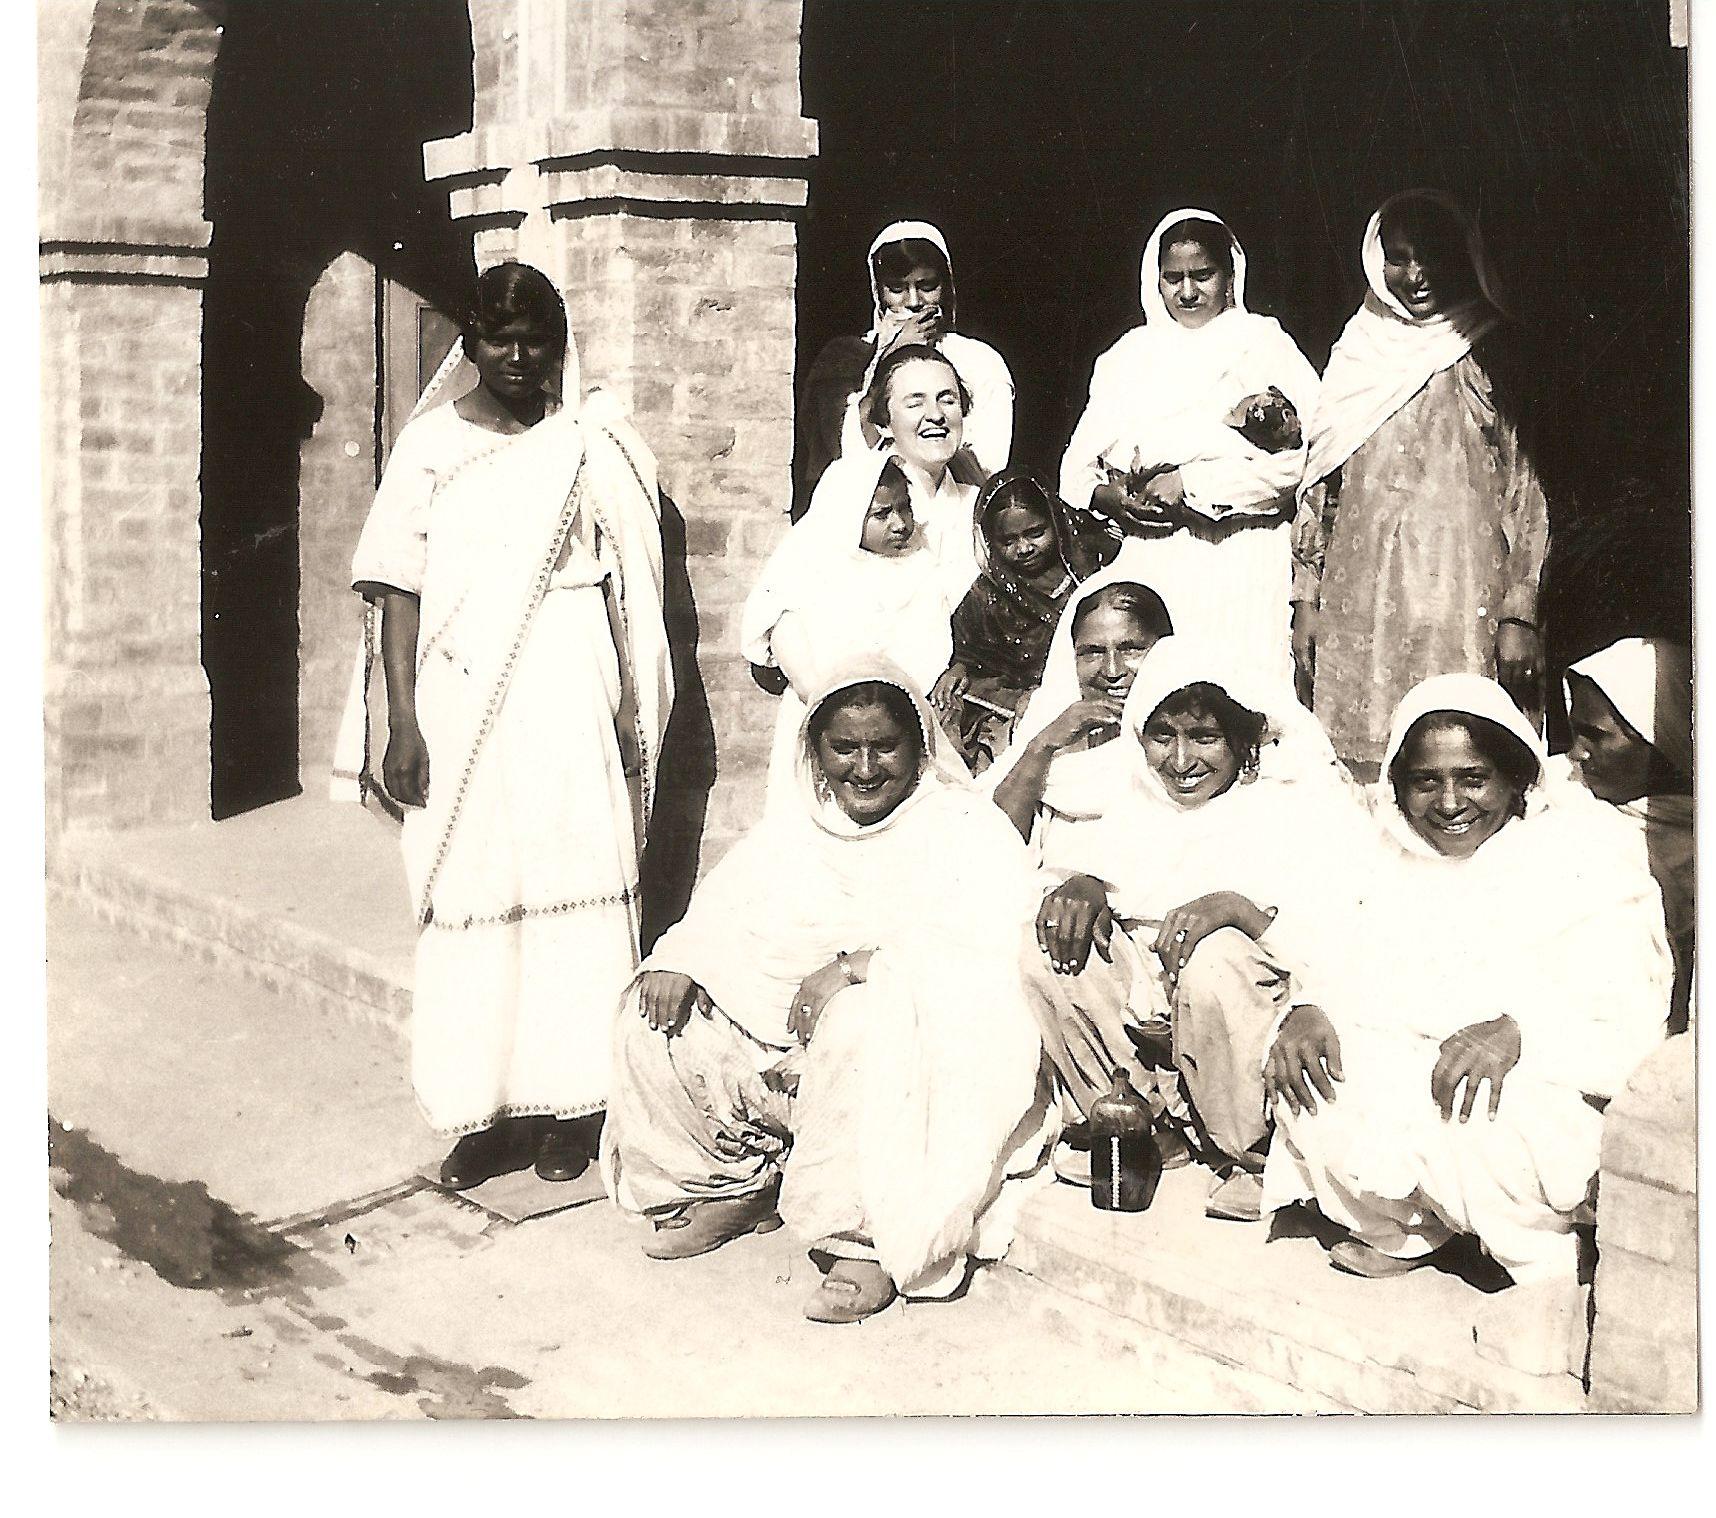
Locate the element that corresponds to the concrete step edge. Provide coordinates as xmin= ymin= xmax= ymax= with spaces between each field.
xmin=49 ymin=859 xmax=411 ymax=1041
xmin=1007 ymin=1224 xmax=1587 ymax=1415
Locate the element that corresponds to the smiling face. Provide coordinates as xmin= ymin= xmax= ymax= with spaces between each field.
xmin=859 ymin=472 xmax=915 ymax=557
xmin=1379 ymin=209 xmax=1477 ymax=320
xmin=1566 ymin=675 xmax=1659 ymax=805
xmin=813 ymin=698 xmax=922 ymax=825
xmin=989 ymin=500 xmax=1057 ymax=577
xmin=1394 ymin=721 xmax=1522 ymax=858
xmin=882 ymin=356 xmax=965 ymax=472
xmin=1141 ymin=699 xmax=1244 ymax=809
xmin=1158 ymin=238 xmax=1231 ymax=329
xmin=878 ymin=258 xmax=946 ymax=336
xmin=465 ymin=315 xmax=561 ymax=406
xmin=1073 ymin=602 xmax=1161 ymax=705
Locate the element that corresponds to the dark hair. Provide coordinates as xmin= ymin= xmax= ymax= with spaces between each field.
xmin=871 ymin=456 xmax=910 ymax=500
xmin=1146 ymin=682 xmax=1267 ymax=775
xmin=1157 ymin=217 xmax=1236 ymax=282
xmin=863 ymin=343 xmax=973 ymax=431
xmin=807 ymin=679 xmax=925 ymax=758
xmin=872 ymin=235 xmax=956 ymax=327
xmin=1377 ymin=192 xmax=1469 ymax=260
xmin=1069 ymin=581 xmax=1174 ymax=642
xmin=978 ymin=472 xmax=1056 ymax=542
xmin=1388 ymin=710 xmax=1539 ymax=816
xmin=462 ymin=262 xmax=568 ymax=350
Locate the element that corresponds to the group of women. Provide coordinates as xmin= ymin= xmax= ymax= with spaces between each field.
xmin=597 ymin=192 xmax=1691 ymax=1359
xmin=348 ymin=199 xmax=1689 ymax=1366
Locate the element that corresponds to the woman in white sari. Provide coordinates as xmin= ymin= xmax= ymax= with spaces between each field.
xmin=741 ymin=449 xmax=960 ymax=811
xmin=1552 ymin=637 xmax=1693 ymax=1032
xmin=601 ymin=664 xmax=1052 ymax=1322
xmin=348 ymin=263 xmax=673 ymax=1190
xmin=1023 ymin=642 xmax=1362 ymax=1219
xmin=1262 ymin=675 xmax=1670 ymax=1372
xmin=1059 ymin=209 xmax=1319 ymax=688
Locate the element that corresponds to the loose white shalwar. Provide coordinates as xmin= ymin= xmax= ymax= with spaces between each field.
xmin=1059 ymin=210 xmax=1319 ymax=688
xmin=348 ymin=354 xmax=672 ymax=1135
xmin=1264 ymin=676 xmax=1673 ymax=1282
xmin=600 ymin=665 xmax=1052 ymax=1296
xmin=1024 ymin=644 xmax=1364 ymax=1149
xmin=741 ymin=451 xmax=963 ymax=812
xmin=837 ymin=220 xmax=1015 ymax=477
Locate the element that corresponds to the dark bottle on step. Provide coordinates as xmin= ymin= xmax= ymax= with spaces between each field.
xmin=1088 ymin=1065 xmax=1161 ymax=1212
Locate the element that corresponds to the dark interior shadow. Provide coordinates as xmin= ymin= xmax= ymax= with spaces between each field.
xmin=639 ymin=490 xmax=715 ymax=952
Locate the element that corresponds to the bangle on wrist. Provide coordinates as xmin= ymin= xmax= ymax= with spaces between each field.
xmin=1497 ymin=616 xmax=1536 ymax=632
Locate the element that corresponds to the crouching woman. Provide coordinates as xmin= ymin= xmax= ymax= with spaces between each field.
xmin=601 ymin=663 xmax=1052 ymax=1323
xmin=1262 ymin=675 xmax=1671 ymax=1372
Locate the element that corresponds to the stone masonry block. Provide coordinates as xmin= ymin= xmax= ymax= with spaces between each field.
xmin=1596 ymin=1170 xmax=1698 ymax=1269
xmin=1601 ymin=1113 xmax=1696 ymax=1196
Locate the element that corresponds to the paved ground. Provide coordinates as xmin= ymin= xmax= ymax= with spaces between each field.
xmin=48 ymin=899 xmax=1318 ymax=1420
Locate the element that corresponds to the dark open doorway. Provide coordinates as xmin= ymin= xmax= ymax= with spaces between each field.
xmin=799 ymin=0 xmax=1690 ymax=679
xmin=201 ymin=0 xmax=476 ymax=819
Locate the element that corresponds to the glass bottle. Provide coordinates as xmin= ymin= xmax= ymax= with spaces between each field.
xmin=1088 ymin=1065 xmax=1162 ymax=1212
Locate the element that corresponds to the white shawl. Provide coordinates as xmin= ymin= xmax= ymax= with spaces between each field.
xmin=1058 ymin=208 xmax=1320 ymax=515
xmin=1300 ymin=189 xmax=1504 ymax=492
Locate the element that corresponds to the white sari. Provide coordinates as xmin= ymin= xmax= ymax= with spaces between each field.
xmin=1059 ymin=209 xmax=1320 ymax=688
xmin=601 ymin=663 xmax=1051 ymax=1294
xmin=1265 ymin=675 xmax=1672 ymax=1281
xmin=346 ymin=342 xmax=672 ymax=1134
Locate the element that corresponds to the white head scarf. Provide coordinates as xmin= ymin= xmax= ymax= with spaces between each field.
xmin=1564 ymin=638 xmax=1693 ymax=782
xmin=863 ymin=219 xmax=956 ymax=339
xmin=1373 ymin=673 xmax=1548 ymax=859
xmin=1302 ymin=190 xmax=1504 ymax=492
xmin=739 ymin=449 xmax=942 ymax=675
xmin=1139 ymin=206 xmax=1249 ymax=322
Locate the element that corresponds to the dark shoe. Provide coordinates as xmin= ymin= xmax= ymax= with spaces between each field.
xmin=1156 ymin=1126 xmax=1193 ymax=1171
xmin=535 ymin=1118 xmax=594 ymax=1183
xmin=438 ymin=1121 xmax=536 ymax=1190
xmin=804 ymin=1259 xmax=898 ymax=1324
xmin=1328 ymin=1238 xmax=1433 ymax=1279
xmin=643 ymin=1184 xmax=783 ymax=1260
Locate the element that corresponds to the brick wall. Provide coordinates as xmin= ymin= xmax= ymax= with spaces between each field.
xmin=1587 ymin=1035 xmax=1698 ymax=1413
xmin=442 ymin=0 xmax=813 ymax=874
xmin=298 ymin=252 xmax=381 ymax=778
xmin=41 ymin=0 xmax=226 ymax=833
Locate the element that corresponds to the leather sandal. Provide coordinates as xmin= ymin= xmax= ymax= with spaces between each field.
xmin=535 ymin=1118 xmax=593 ymax=1183
xmin=804 ymin=1260 xmax=898 ymax=1324
xmin=643 ymin=1186 xmax=782 ymax=1260
xmin=1328 ymin=1238 xmax=1433 ymax=1279
xmin=438 ymin=1121 xmax=537 ymax=1190
xmin=1204 ymin=1169 xmax=1264 ymax=1222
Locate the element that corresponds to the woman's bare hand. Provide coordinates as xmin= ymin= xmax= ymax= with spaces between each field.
xmin=1036 ymin=874 xmax=1114 ymax=977
xmin=1291 ymin=602 xmax=1318 ymax=706
xmin=383 ymin=722 xmax=431 ymax=809
xmin=1034 ymin=697 xmax=1124 ymax=758
xmin=639 ymin=970 xmax=707 ymax=1036
xmin=1264 ymin=1004 xmax=1344 ymax=1116
xmin=1431 ymin=1015 xmax=1522 ymax=1121
xmin=787 ymin=959 xmax=855 ymax=1045
xmin=1155 ymin=892 xmax=1272 ymax=982
xmin=930 ymin=663 xmax=971 ymax=717
xmin=1494 ymin=622 xmax=1542 ymax=713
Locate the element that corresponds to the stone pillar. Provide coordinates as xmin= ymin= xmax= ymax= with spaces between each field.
xmin=1587 ymin=1035 xmax=1697 ymax=1412
xmin=424 ymin=0 xmax=817 ymax=877
xmin=40 ymin=0 xmax=225 ymax=834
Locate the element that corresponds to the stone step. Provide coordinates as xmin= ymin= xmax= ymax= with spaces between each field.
xmin=51 ymin=794 xmax=415 ymax=1040
xmin=1008 ymin=1175 xmax=1589 ymax=1414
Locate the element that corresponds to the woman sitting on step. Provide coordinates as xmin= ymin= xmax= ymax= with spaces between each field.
xmin=1261 ymin=675 xmax=1671 ymax=1374
xmin=1022 ymin=642 xmax=1361 ymax=1221
xmin=600 ymin=663 xmax=1053 ymax=1323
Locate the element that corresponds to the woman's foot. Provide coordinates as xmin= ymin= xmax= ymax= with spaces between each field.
xmin=804 ymin=1260 xmax=898 ymax=1324
xmin=642 ymin=1185 xmax=783 ymax=1260
xmin=535 ymin=1116 xmax=597 ymax=1182
xmin=1204 ymin=1168 xmax=1264 ymax=1223
xmin=1328 ymin=1237 xmax=1434 ymax=1279
xmin=438 ymin=1120 xmax=537 ymax=1190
